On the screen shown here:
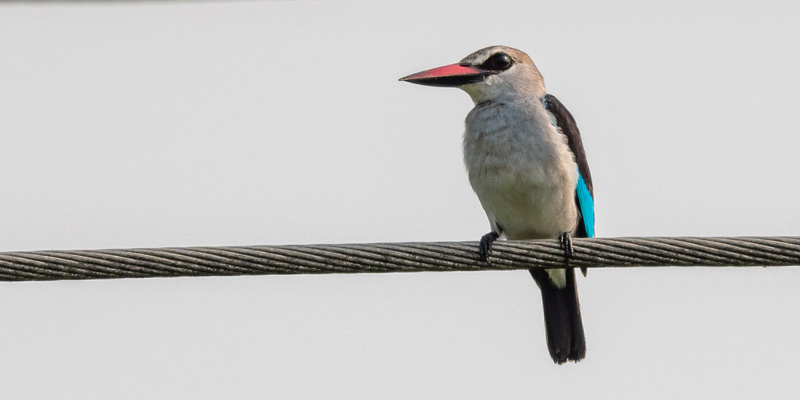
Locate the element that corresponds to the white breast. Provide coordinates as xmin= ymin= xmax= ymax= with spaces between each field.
xmin=463 ymin=97 xmax=578 ymax=240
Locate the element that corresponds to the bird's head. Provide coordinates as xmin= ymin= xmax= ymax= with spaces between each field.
xmin=400 ymin=46 xmax=545 ymax=104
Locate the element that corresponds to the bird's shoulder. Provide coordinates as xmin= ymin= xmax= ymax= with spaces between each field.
xmin=543 ymin=93 xmax=593 ymax=196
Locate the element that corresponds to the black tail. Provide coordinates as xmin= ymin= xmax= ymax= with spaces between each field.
xmin=529 ymin=267 xmax=586 ymax=364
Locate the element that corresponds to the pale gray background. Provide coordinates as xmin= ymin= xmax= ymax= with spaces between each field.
xmin=1 ymin=1 xmax=800 ymax=398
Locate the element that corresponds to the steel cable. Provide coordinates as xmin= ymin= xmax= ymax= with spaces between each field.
xmin=0 ymin=236 xmax=798 ymax=282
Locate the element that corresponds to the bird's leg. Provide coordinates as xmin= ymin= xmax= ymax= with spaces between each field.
xmin=479 ymin=231 xmax=500 ymax=264
xmin=559 ymin=231 xmax=574 ymax=261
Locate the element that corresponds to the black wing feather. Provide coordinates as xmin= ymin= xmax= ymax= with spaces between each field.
xmin=544 ymin=94 xmax=593 ymax=197
xmin=544 ymin=94 xmax=593 ymax=277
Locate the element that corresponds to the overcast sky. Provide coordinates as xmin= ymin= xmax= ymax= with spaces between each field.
xmin=1 ymin=0 xmax=800 ymax=398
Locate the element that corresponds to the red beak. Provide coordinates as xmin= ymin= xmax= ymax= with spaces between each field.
xmin=399 ymin=63 xmax=493 ymax=87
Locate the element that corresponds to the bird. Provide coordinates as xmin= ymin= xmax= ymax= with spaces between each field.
xmin=400 ymin=46 xmax=594 ymax=364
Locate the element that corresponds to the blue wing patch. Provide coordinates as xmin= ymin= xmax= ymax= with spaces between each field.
xmin=576 ymin=171 xmax=595 ymax=238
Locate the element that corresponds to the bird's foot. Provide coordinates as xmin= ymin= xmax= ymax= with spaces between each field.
xmin=479 ymin=232 xmax=500 ymax=264
xmin=559 ymin=232 xmax=574 ymax=262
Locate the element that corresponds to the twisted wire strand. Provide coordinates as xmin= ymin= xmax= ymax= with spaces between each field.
xmin=0 ymin=236 xmax=798 ymax=282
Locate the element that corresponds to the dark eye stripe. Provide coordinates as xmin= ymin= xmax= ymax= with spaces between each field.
xmin=481 ymin=53 xmax=513 ymax=71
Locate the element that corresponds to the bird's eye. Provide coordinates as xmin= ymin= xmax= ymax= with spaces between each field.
xmin=482 ymin=53 xmax=513 ymax=71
